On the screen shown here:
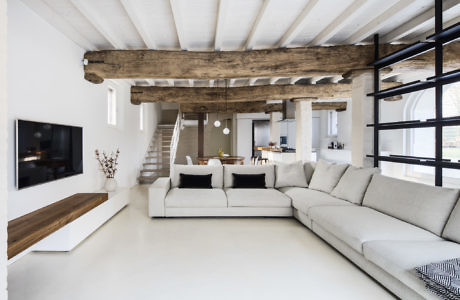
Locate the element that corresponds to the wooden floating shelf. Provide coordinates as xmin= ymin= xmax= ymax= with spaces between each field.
xmin=8 ymin=193 xmax=108 ymax=259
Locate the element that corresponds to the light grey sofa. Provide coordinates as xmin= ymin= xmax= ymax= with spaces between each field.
xmin=149 ymin=161 xmax=460 ymax=300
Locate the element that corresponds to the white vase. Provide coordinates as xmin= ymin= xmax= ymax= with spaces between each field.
xmin=104 ymin=178 xmax=117 ymax=192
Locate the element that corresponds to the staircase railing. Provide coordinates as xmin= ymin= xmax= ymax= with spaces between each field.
xmin=169 ymin=111 xmax=181 ymax=173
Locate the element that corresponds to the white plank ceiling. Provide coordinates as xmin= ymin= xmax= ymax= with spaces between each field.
xmin=21 ymin=0 xmax=460 ymax=87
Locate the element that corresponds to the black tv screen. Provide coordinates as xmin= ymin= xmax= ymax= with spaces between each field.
xmin=16 ymin=120 xmax=83 ymax=189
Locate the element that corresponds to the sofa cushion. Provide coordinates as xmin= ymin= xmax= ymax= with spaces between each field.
xmin=330 ymin=166 xmax=379 ymax=204
xmin=303 ymin=161 xmax=316 ymax=184
xmin=165 ymin=188 xmax=227 ymax=208
xmin=224 ymin=165 xmax=275 ymax=188
xmin=226 ymin=188 xmax=291 ymax=207
xmin=179 ymin=174 xmax=212 ymax=189
xmin=310 ymin=206 xmax=441 ymax=254
xmin=171 ymin=165 xmax=223 ymax=188
xmin=308 ymin=160 xmax=348 ymax=193
xmin=363 ymin=240 xmax=460 ymax=296
xmin=442 ymin=198 xmax=460 ymax=243
xmin=363 ymin=174 xmax=460 ymax=236
xmin=280 ymin=187 xmax=352 ymax=215
xmin=275 ymin=161 xmax=308 ymax=188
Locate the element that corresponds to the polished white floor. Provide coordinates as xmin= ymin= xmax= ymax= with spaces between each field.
xmin=8 ymin=186 xmax=394 ymax=300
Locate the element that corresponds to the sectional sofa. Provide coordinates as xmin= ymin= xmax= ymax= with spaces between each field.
xmin=149 ymin=160 xmax=460 ymax=300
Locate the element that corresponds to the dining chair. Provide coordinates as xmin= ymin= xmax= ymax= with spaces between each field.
xmin=186 ymin=156 xmax=193 ymax=165
xmin=207 ymin=159 xmax=222 ymax=166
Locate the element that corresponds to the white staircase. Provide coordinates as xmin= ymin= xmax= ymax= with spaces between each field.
xmin=138 ymin=124 xmax=174 ymax=184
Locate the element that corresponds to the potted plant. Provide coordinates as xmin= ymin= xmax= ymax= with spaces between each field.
xmin=95 ymin=149 xmax=120 ymax=192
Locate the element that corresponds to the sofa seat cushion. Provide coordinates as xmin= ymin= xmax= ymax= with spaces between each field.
xmin=363 ymin=240 xmax=460 ymax=296
xmin=310 ymin=206 xmax=441 ymax=254
xmin=226 ymin=188 xmax=291 ymax=207
xmin=363 ymin=174 xmax=460 ymax=236
xmin=280 ymin=187 xmax=352 ymax=215
xmin=165 ymin=188 xmax=227 ymax=208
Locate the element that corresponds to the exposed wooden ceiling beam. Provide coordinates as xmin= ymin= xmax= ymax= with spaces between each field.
xmin=169 ymin=0 xmax=187 ymax=50
xmin=131 ymin=83 xmax=395 ymax=104
xmin=245 ymin=0 xmax=271 ymax=50
xmin=343 ymin=0 xmax=416 ymax=44
xmin=382 ymin=0 xmax=459 ymax=43
xmin=180 ymin=101 xmax=348 ymax=113
xmin=180 ymin=102 xmax=282 ymax=114
xmin=71 ymin=0 xmax=126 ymax=49
xmin=277 ymin=0 xmax=319 ymax=47
xmin=312 ymin=101 xmax=347 ymax=111
xmin=120 ymin=0 xmax=156 ymax=49
xmin=84 ymin=43 xmax=460 ymax=83
xmin=309 ymin=0 xmax=366 ymax=46
xmin=22 ymin=0 xmax=96 ymax=51
xmin=214 ymin=0 xmax=228 ymax=51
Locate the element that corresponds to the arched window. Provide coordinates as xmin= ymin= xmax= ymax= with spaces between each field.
xmin=405 ymin=82 xmax=460 ymax=185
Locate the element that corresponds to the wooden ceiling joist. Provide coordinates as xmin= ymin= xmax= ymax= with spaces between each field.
xmin=180 ymin=102 xmax=283 ymax=114
xmin=131 ymin=82 xmax=401 ymax=104
xmin=131 ymin=83 xmax=352 ymax=104
xmin=180 ymin=101 xmax=347 ymax=114
xmin=84 ymin=43 xmax=460 ymax=84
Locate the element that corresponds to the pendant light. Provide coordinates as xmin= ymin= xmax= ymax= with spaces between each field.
xmin=214 ymin=84 xmax=221 ymax=127
xmin=223 ymin=79 xmax=230 ymax=135
xmin=223 ymin=120 xmax=230 ymax=135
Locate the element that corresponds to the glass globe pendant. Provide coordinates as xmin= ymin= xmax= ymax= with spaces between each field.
xmin=223 ymin=119 xmax=230 ymax=135
xmin=214 ymin=120 xmax=221 ymax=127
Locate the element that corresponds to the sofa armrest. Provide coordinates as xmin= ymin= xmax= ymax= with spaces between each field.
xmin=148 ymin=177 xmax=171 ymax=217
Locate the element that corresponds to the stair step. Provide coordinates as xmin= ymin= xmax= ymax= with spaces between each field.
xmin=145 ymin=156 xmax=170 ymax=159
xmin=143 ymin=162 xmax=165 ymax=166
xmin=138 ymin=175 xmax=168 ymax=183
xmin=141 ymin=169 xmax=169 ymax=173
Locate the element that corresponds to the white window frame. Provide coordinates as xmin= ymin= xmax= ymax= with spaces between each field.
xmin=107 ymin=86 xmax=117 ymax=127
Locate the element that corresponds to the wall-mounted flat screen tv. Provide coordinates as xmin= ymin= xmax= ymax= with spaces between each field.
xmin=16 ymin=119 xmax=83 ymax=189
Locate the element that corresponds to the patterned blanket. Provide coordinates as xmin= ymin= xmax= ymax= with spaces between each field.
xmin=415 ymin=258 xmax=460 ymax=299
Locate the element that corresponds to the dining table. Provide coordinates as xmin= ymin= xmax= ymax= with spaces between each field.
xmin=197 ymin=156 xmax=245 ymax=165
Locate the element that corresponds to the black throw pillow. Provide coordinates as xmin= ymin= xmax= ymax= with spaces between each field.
xmin=232 ymin=173 xmax=266 ymax=189
xmin=179 ymin=173 xmax=212 ymax=189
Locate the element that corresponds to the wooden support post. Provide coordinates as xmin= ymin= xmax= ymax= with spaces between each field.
xmin=198 ymin=113 xmax=204 ymax=158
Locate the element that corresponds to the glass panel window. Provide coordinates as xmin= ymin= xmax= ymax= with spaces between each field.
xmin=107 ymin=87 xmax=117 ymax=126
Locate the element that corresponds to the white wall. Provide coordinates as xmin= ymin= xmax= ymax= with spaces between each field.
xmin=0 ymin=0 xmax=8 ymax=297
xmin=7 ymin=0 xmax=159 ymax=220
